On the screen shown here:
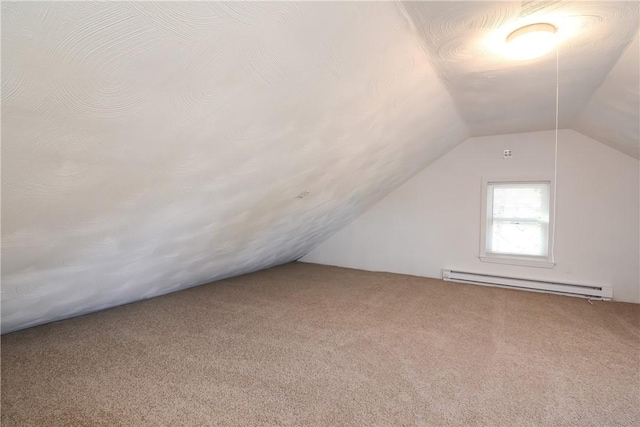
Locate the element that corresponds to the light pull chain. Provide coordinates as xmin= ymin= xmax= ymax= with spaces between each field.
xmin=551 ymin=45 xmax=559 ymax=263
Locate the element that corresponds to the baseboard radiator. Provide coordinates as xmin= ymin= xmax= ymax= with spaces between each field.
xmin=442 ymin=269 xmax=613 ymax=299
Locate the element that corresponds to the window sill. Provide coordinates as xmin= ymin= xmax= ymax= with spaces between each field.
xmin=479 ymin=255 xmax=555 ymax=269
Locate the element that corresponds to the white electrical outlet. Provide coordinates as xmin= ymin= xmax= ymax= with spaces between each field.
xmin=503 ymin=149 xmax=512 ymax=159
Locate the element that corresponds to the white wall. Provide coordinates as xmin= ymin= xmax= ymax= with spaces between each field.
xmin=302 ymin=130 xmax=640 ymax=303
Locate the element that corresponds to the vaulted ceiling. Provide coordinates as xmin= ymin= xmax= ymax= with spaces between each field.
xmin=401 ymin=1 xmax=639 ymax=142
xmin=573 ymin=34 xmax=639 ymax=158
xmin=1 ymin=2 xmax=638 ymax=333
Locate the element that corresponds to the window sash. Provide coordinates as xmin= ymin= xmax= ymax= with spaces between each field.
xmin=488 ymin=220 xmax=549 ymax=257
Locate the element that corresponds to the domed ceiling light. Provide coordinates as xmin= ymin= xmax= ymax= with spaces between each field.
xmin=505 ymin=23 xmax=558 ymax=60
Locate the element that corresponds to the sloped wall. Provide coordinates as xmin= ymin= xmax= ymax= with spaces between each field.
xmin=573 ymin=35 xmax=640 ymax=159
xmin=302 ymin=130 xmax=640 ymax=303
xmin=1 ymin=2 xmax=468 ymax=333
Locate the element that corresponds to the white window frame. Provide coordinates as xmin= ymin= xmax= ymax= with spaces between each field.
xmin=479 ymin=177 xmax=555 ymax=268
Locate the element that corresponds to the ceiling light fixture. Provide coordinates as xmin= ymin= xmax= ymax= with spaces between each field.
xmin=505 ymin=23 xmax=558 ymax=60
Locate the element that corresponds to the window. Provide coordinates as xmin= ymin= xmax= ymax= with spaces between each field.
xmin=480 ymin=180 xmax=555 ymax=268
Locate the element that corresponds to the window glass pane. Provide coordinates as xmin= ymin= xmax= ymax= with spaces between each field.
xmin=490 ymin=221 xmax=547 ymax=256
xmin=485 ymin=181 xmax=551 ymax=258
xmin=492 ymin=184 xmax=547 ymax=221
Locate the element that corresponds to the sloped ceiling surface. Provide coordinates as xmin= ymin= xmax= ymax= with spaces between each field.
xmin=572 ymin=34 xmax=640 ymax=159
xmin=2 ymin=2 xmax=639 ymax=334
xmin=401 ymin=1 xmax=640 ymax=140
xmin=1 ymin=2 xmax=469 ymax=333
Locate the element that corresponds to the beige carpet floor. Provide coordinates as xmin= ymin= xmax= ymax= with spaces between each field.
xmin=2 ymin=262 xmax=639 ymax=426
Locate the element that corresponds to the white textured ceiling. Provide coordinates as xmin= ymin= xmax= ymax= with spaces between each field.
xmin=572 ymin=34 xmax=640 ymax=159
xmin=401 ymin=1 xmax=639 ymax=139
xmin=1 ymin=2 xmax=468 ymax=333
xmin=2 ymin=1 xmax=639 ymax=333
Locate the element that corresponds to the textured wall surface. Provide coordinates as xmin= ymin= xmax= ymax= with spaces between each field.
xmin=1 ymin=2 xmax=469 ymax=333
xmin=401 ymin=1 xmax=639 ymax=136
xmin=573 ymin=35 xmax=640 ymax=159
